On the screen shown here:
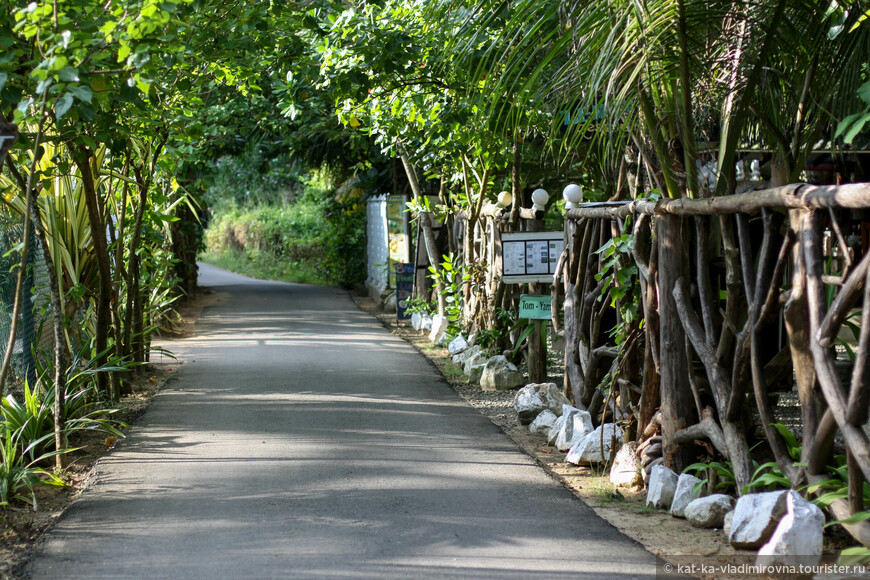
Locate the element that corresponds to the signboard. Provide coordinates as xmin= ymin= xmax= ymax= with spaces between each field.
xmin=500 ymin=231 xmax=564 ymax=284
xmin=395 ymin=262 xmax=415 ymax=320
xmin=519 ymin=294 xmax=552 ymax=320
xmin=387 ymin=195 xmax=408 ymax=287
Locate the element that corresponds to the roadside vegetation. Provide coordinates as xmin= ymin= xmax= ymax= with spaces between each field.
xmin=0 ymin=0 xmax=869 ymax=569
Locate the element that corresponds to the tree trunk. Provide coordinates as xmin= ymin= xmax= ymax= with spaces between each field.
xmin=656 ymin=214 xmax=694 ymax=471
xmin=30 ymin=194 xmax=69 ymax=468
xmin=73 ymin=150 xmax=115 ymax=400
xmin=400 ymin=154 xmax=446 ymax=316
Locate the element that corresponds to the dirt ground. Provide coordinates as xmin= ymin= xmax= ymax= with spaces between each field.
xmin=0 ymin=290 xmax=219 ymax=580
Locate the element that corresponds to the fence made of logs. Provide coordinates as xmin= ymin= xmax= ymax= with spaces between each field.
xmin=557 ymin=183 xmax=870 ymax=546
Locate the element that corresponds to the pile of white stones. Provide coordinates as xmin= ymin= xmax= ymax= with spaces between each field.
xmin=513 ymin=383 xmax=625 ymax=466
xmin=645 ymin=465 xmax=826 ymax=567
xmin=430 ymin=331 xmax=527 ymax=391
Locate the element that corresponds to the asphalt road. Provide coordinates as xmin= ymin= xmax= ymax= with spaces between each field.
xmin=27 ymin=263 xmax=659 ymax=579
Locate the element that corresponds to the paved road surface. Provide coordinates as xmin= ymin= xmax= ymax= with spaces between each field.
xmin=28 ymin=264 xmax=659 ymax=579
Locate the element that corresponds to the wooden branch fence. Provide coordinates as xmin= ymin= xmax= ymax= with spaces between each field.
xmin=557 ymin=183 xmax=870 ymax=546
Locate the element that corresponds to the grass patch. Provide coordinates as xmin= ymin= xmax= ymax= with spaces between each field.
xmin=199 ymin=248 xmax=327 ymax=285
xmin=592 ymin=480 xmax=625 ymax=504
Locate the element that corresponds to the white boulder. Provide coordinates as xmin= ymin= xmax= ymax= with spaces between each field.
xmin=480 ymin=356 xmax=525 ymax=391
xmin=756 ymin=490 xmax=825 ymax=568
xmin=670 ymin=473 xmax=703 ymax=518
xmin=685 ymin=494 xmax=735 ymax=529
xmin=453 ymin=344 xmax=481 ymax=366
xmin=512 ymin=383 xmax=571 ymax=424
xmin=566 ymin=423 xmax=623 ymax=464
xmin=723 ymin=509 xmax=734 ymax=536
xmin=610 ymin=442 xmax=642 ymax=488
xmin=463 ymin=349 xmax=487 ymax=375
xmin=529 ymin=410 xmax=558 ymax=435
xmin=554 ymin=409 xmax=594 ymax=452
xmin=467 ymin=363 xmax=486 ymax=384
xmin=428 ymin=315 xmax=448 ymax=343
xmin=411 ymin=312 xmax=424 ymax=331
xmin=448 ymin=335 xmax=470 ymax=357
xmin=729 ymin=490 xmax=789 ymax=550
xmin=646 ymin=465 xmax=679 ymax=509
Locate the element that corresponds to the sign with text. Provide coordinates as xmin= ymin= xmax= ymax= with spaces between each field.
xmin=395 ymin=262 xmax=415 ymax=320
xmin=518 ymin=294 xmax=552 ymax=320
xmin=500 ymin=231 xmax=564 ymax=284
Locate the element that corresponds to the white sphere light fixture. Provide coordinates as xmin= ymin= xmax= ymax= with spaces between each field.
xmin=496 ymin=190 xmax=513 ymax=209
xmin=531 ymin=188 xmax=550 ymax=212
xmin=563 ymin=183 xmax=583 ymax=209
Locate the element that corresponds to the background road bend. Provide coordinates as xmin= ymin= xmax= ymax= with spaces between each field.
xmin=28 ymin=263 xmax=661 ymax=579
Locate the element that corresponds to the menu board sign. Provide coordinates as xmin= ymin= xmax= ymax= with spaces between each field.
xmin=500 ymin=232 xmax=564 ymax=284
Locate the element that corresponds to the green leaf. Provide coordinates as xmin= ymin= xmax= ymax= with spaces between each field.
xmin=55 ymin=93 xmax=74 ymax=119
xmin=58 ymin=67 xmax=80 ymax=82
xmin=859 ymin=82 xmax=870 ymax=106
xmin=69 ymin=85 xmax=93 ymax=103
xmin=118 ymin=44 xmax=132 ymax=63
xmin=845 ymin=114 xmax=870 ymax=144
xmin=826 ymin=511 xmax=870 ymax=528
xmin=0 ymin=72 xmax=7 ymax=93
xmin=839 ymin=547 xmax=870 ymax=566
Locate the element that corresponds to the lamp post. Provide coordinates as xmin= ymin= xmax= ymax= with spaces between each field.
xmin=531 ymin=188 xmax=550 ymax=214
xmin=562 ymin=183 xmax=583 ymax=210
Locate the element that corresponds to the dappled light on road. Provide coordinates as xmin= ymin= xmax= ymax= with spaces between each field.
xmin=28 ymin=264 xmax=655 ymax=579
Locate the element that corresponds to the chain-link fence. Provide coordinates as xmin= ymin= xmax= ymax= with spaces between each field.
xmin=0 ymin=214 xmax=53 ymax=394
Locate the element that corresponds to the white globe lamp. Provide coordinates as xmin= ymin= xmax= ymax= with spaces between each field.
xmin=531 ymin=188 xmax=549 ymax=212
xmin=563 ymin=184 xmax=583 ymax=209
xmin=496 ymin=190 xmax=513 ymax=209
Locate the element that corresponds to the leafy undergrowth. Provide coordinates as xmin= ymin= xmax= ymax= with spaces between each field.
xmin=199 ymin=248 xmax=327 ymax=286
xmin=0 ymin=364 xmax=175 ymax=579
xmin=0 ymin=292 xmax=216 ymax=580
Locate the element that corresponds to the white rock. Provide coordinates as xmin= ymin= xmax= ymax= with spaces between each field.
xmin=729 ymin=490 xmax=789 ymax=549
xmin=646 ymin=465 xmax=679 ymax=509
xmin=670 ymin=474 xmax=703 ymax=518
xmin=512 ymin=383 xmax=571 ymax=424
xmin=428 ymin=315 xmax=448 ymax=342
xmin=548 ymin=405 xmax=581 ymax=445
xmin=685 ymin=495 xmax=735 ymax=529
xmin=463 ymin=348 xmax=487 ymax=374
xmin=480 ymin=356 xmax=525 ymax=391
xmin=467 ymin=332 xmax=477 ymax=348
xmin=384 ymin=292 xmax=397 ymax=312
xmin=723 ymin=510 xmax=734 ymax=536
xmin=448 ymin=335 xmax=470 ymax=357
xmin=547 ymin=413 xmax=569 ymax=446
xmin=453 ymin=344 xmax=481 ymax=366
xmin=756 ymin=490 xmax=825 ymax=568
xmin=467 ymin=363 xmax=486 ymax=384
xmin=566 ymin=423 xmax=622 ymax=464
xmin=421 ymin=314 xmax=433 ymax=330
xmin=529 ymin=410 xmax=558 ymax=435
xmin=610 ymin=442 xmax=642 ymax=488
xmin=555 ymin=409 xmax=594 ymax=451
xmin=411 ymin=312 xmax=424 ymax=331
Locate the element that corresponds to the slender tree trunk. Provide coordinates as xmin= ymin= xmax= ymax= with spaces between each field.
xmin=656 ymin=214 xmax=694 ymax=471
xmin=73 ymin=149 xmax=115 ymax=400
xmin=400 ymin=153 xmax=447 ymax=316
xmin=30 ymin=194 xmax=69 ymax=468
